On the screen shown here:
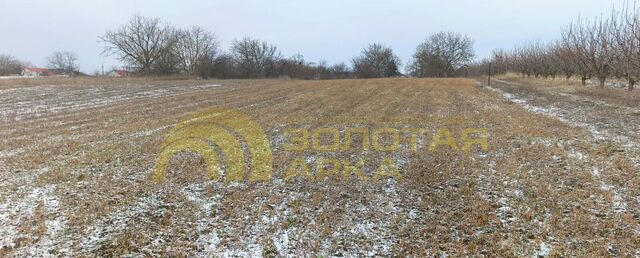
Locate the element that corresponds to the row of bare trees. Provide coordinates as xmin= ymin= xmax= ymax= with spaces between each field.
xmin=4 ymin=15 xmax=477 ymax=80
xmin=100 ymin=15 xmax=350 ymax=79
xmin=475 ymin=5 xmax=640 ymax=91
xmin=195 ymin=41 xmax=354 ymax=79
xmin=102 ymin=15 xmax=477 ymax=79
xmin=0 ymin=51 xmax=79 ymax=76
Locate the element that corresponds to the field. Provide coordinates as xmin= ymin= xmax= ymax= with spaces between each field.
xmin=0 ymin=77 xmax=638 ymax=257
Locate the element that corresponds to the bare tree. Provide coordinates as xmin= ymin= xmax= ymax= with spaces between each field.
xmin=195 ymin=54 xmax=214 ymax=79
xmin=530 ymin=42 xmax=558 ymax=78
xmin=352 ymin=43 xmax=401 ymax=78
xmin=230 ymin=37 xmax=281 ymax=78
xmin=409 ymin=31 xmax=475 ymax=78
xmin=314 ymin=60 xmax=334 ymax=80
xmin=46 ymin=51 xmax=79 ymax=73
xmin=490 ymin=49 xmax=510 ymax=75
xmin=100 ymin=15 xmax=178 ymax=75
xmin=194 ymin=52 xmax=239 ymax=79
xmin=510 ymin=46 xmax=532 ymax=77
xmin=549 ymin=41 xmax=578 ymax=80
xmin=611 ymin=4 xmax=640 ymax=91
xmin=518 ymin=43 xmax=543 ymax=78
xmin=278 ymin=54 xmax=308 ymax=79
xmin=211 ymin=53 xmax=239 ymax=79
xmin=153 ymin=48 xmax=181 ymax=75
xmin=174 ymin=26 xmax=219 ymax=75
xmin=558 ymin=30 xmax=590 ymax=85
xmin=563 ymin=16 xmax=617 ymax=88
xmin=0 ymin=54 xmax=24 ymax=76
xmin=330 ymin=62 xmax=351 ymax=79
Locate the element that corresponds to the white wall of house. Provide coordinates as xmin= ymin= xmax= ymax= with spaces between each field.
xmin=22 ymin=69 xmax=48 ymax=78
xmin=22 ymin=71 xmax=39 ymax=78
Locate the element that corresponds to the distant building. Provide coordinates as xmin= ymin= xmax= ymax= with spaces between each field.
xmin=48 ymin=69 xmax=72 ymax=77
xmin=108 ymin=70 xmax=129 ymax=77
xmin=19 ymin=68 xmax=86 ymax=78
xmin=22 ymin=68 xmax=54 ymax=78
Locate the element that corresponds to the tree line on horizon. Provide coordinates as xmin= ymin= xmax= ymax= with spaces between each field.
xmin=1 ymin=15 xmax=476 ymax=80
xmin=472 ymin=3 xmax=640 ymax=91
xmin=0 ymin=51 xmax=80 ymax=76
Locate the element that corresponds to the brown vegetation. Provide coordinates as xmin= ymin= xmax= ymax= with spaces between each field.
xmin=0 ymin=78 xmax=637 ymax=256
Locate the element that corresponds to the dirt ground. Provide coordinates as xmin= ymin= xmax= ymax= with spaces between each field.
xmin=0 ymin=78 xmax=638 ymax=257
xmin=491 ymin=74 xmax=640 ymax=151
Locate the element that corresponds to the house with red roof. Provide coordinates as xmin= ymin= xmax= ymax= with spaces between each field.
xmin=108 ymin=70 xmax=129 ymax=77
xmin=22 ymin=68 xmax=54 ymax=78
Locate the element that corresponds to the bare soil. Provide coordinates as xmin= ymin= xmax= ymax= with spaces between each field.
xmin=0 ymin=78 xmax=637 ymax=257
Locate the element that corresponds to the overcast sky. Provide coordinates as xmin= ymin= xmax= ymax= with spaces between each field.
xmin=0 ymin=0 xmax=627 ymax=73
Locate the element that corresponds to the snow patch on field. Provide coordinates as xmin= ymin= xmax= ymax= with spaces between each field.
xmin=130 ymin=125 xmax=173 ymax=138
xmin=0 ymin=83 xmax=223 ymax=121
xmin=181 ymin=183 xmax=229 ymax=255
xmin=0 ymin=148 xmax=25 ymax=158
xmin=80 ymin=196 xmax=162 ymax=253
xmin=534 ymin=242 xmax=552 ymax=257
xmin=484 ymin=82 xmax=639 ymax=150
xmin=486 ymin=81 xmax=635 ymax=215
xmin=177 ymin=180 xmax=405 ymax=257
xmin=0 ymin=185 xmax=69 ymax=256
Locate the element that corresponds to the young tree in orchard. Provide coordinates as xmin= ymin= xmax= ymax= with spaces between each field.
xmin=489 ymin=49 xmax=510 ymax=75
xmin=611 ymin=6 xmax=640 ymax=91
xmin=562 ymin=17 xmax=617 ymax=88
xmin=549 ymin=41 xmax=578 ymax=80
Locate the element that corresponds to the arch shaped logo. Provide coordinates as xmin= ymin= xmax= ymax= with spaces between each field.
xmin=152 ymin=107 xmax=273 ymax=183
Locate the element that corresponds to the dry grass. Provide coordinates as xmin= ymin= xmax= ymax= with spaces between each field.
xmin=0 ymin=76 xmax=145 ymax=88
xmin=498 ymin=73 xmax=640 ymax=108
xmin=0 ymin=74 xmax=219 ymax=89
xmin=0 ymin=78 xmax=637 ymax=256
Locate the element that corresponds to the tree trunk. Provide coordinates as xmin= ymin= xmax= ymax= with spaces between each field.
xmin=629 ymin=78 xmax=636 ymax=91
xmin=581 ymin=76 xmax=587 ymax=86
xmin=598 ymin=77 xmax=606 ymax=88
